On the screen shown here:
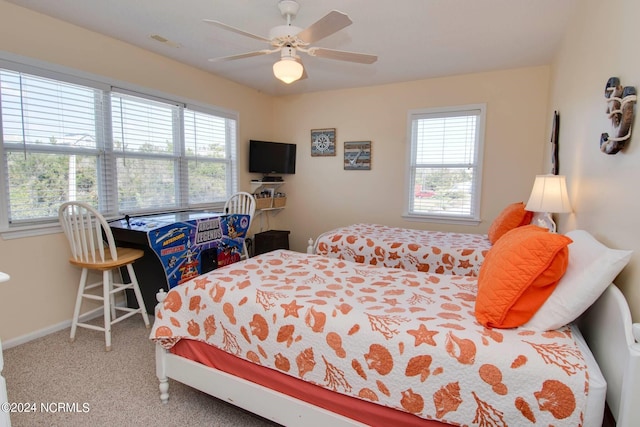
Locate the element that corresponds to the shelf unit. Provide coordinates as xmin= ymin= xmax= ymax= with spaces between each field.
xmin=251 ymin=181 xmax=286 ymax=212
xmin=251 ymin=181 xmax=286 ymax=232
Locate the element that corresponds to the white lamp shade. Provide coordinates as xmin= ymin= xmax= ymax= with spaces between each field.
xmin=525 ymin=174 xmax=572 ymax=213
xmin=273 ymin=58 xmax=304 ymax=84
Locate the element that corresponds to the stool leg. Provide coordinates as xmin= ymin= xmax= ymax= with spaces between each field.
xmin=70 ymin=268 xmax=88 ymax=342
xmin=108 ymin=270 xmax=116 ymax=320
xmin=103 ymin=270 xmax=112 ymax=352
xmin=126 ymin=264 xmax=150 ymax=328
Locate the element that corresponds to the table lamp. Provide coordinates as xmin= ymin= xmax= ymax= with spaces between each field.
xmin=525 ymin=174 xmax=572 ymax=233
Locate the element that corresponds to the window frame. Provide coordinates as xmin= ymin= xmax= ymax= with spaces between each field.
xmin=403 ymin=104 xmax=486 ymax=225
xmin=0 ymin=53 xmax=239 ymax=239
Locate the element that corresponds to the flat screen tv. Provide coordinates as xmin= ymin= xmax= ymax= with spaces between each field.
xmin=249 ymin=140 xmax=296 ymax=176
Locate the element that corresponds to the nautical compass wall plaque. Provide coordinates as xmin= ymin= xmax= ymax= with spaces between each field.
xmin=311 ymin=128 xmax=336 ymax=156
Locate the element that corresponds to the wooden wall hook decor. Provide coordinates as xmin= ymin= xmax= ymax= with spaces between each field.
xmin=600 ymin=77 xmax=637 ymax=154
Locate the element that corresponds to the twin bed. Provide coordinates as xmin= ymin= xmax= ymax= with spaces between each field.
xmin=151 ymin=222 xmax=639 ymax=426
xmin=308 ymin=203 xmax=532 ymax=276
xmin=310 ymin=223 xmax=491 ymax=276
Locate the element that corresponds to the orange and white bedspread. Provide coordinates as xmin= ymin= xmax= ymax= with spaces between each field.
xmin=315 ymin=223 xmax=491 ymax=276
xmin=151 ymin=250 xmax=588 ymax=426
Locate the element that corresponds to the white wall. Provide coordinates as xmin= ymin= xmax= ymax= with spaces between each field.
xmin=549 ymin=0 xmax=640 ymax=319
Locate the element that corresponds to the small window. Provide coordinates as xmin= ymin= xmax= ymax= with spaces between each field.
xmin=405 ymin=104 xmax=485 ymax=224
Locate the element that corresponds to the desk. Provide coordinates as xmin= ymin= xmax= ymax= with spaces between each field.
xmin=110 ymin=211 xmax=249 ymax=314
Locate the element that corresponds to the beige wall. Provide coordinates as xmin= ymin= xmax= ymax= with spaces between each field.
xmin=0 ymin=1 xmax=553 ymax=343
xmin=549 ymin=0 xmax=640 ymax=319
xmin=0 ymin=1 xmax=274 ymax=343
xmin=272 ymin=68 xmax=551 ymax=252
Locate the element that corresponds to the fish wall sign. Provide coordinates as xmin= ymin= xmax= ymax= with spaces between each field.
xmin=601 ymin=77 xmax=637 ymax=154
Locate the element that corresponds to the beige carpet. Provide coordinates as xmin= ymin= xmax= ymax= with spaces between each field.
xmin=3 ymin=315 xmax=280 ymax=427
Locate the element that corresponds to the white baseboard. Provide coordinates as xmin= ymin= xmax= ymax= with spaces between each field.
xmin=2 ymin=301 xmax=127 ymax=350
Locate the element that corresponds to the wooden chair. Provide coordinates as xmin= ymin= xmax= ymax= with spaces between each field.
xmin=58 ymin=201 xmax=150 ymax=351
xmin=224 ymin=192 xmax=256 ymax=259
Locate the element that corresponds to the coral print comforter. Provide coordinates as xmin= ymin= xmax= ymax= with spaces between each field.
xmin=314 ymin=223 xmax=491 ymax=276
xmin=152 ymin=250 xmax=588 ymax=426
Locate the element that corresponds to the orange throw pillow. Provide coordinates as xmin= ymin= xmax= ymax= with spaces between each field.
xmin=487 ymin=202 xmax=533 ymax=244
xmin=475 ymin=225 xmax=572 ymax=328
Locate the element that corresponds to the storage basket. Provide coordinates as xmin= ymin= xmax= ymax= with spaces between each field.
xmin=254 ymin=197 xmax=272 ymax=209
xmin=273 ymin=196 xmax=287 ymax=208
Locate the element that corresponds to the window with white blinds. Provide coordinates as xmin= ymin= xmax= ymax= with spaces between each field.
xmin=111 ymin=91 xmax=181 ymax=212
xmin=406 ymin=104 xmax=485 ymax=223
xmin=183 ymin=108 xmax=236 ymax=206
xmin=0 ymin=63 xmax=238 ymax=228
xmin=0 ymin=69 xmax=105 ymax=223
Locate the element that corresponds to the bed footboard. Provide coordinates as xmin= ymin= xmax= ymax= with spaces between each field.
xmin=154 ymin=341 xmax=368 ymax=426
xmin=578 ymin=284 xmax=640 ymax=427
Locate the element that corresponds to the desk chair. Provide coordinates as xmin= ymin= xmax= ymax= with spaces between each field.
xmin=58 ymin=202 xmax=150 ymax=351
xmin=224 ymin=192 xmax=256 ymax=259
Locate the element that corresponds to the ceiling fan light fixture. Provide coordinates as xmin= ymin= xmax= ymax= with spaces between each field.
xmin=273 ymin=56 xmax=304 ymax=84
xmin=206 ymin=1 xmax=376 ymax=85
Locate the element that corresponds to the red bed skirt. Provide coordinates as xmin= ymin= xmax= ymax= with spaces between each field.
xmin=172 ymin=339 xmax=445 ymax=427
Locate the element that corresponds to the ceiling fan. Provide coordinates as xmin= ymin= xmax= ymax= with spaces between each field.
xmin=204 ymin=0 xmax=378 ymax=84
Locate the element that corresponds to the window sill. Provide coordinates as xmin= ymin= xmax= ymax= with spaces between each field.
xmin=402 ymin=213 xmax=481 ymax=227
xmin=1 ymin=223 xmax=62 ymax=240
xmin=1 ymin=206 xmax=229 ymax=241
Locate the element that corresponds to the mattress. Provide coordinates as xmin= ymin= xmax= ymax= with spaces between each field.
xmin=152 ymin=250 xmax=600 ymax=426
xmin=314 ymin=223 xmax=491 ymax=275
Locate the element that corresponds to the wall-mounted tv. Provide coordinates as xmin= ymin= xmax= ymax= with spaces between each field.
xmin=249 ymin=140 xmax=296 ymax=176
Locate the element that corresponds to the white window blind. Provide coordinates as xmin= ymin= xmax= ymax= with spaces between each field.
xmin=111 ymin=91 xmax=180 ymax=212
xmin=0 ymin=61 xmax=239 ymax=230
xmin=406 ymin=105 xmax=485 ymax=222
xmin=0 ymin=69 xmax=104 ymax=223
xmin=183 ymin=108 xmax=237 ymax=205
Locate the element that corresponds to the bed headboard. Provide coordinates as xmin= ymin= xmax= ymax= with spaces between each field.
xmin=578 ymin=284 xmax=640 ymax=427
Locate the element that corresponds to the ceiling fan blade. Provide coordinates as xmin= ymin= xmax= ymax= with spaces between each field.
xmin=296 ymin=10 xmax=352 ymax=44
xmin=203 ymin=19 xmax=271 ymax=42
xmin=208 ymin=50 xmax=273 ymax=62
xmin=307 ymin=47 xmax=377 ymax=64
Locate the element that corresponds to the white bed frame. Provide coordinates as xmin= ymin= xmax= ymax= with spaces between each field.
xmin=306 ymin=237 xmax=316 ymax=254
xmin=155 ymin=283 xmax=640 ymax=427
xmin=578 ymin=284 xmax=640 ymax=426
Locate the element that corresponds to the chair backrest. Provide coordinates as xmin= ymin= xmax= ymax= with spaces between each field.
xmin=58 ymin=201 xmax=118 ymax=264
xmin=224 ymin=192 xmax=256 ymax=227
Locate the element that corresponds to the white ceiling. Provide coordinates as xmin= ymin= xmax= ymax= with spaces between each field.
xmin=6 ymin=0 xmax=578 ymax=96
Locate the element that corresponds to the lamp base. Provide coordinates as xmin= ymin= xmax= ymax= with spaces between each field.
xmin=530 ymin=212 xmax=557 ymax=233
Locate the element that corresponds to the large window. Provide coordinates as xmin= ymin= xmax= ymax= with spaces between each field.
xmin=405 ymin=104 xmax=485 ymax=223
xmin=0 ymin=61 xmax=238 ymax=233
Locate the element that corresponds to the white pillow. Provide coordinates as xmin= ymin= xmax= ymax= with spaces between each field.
xmin=524 ymin=229 xmax=632 ymax=331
